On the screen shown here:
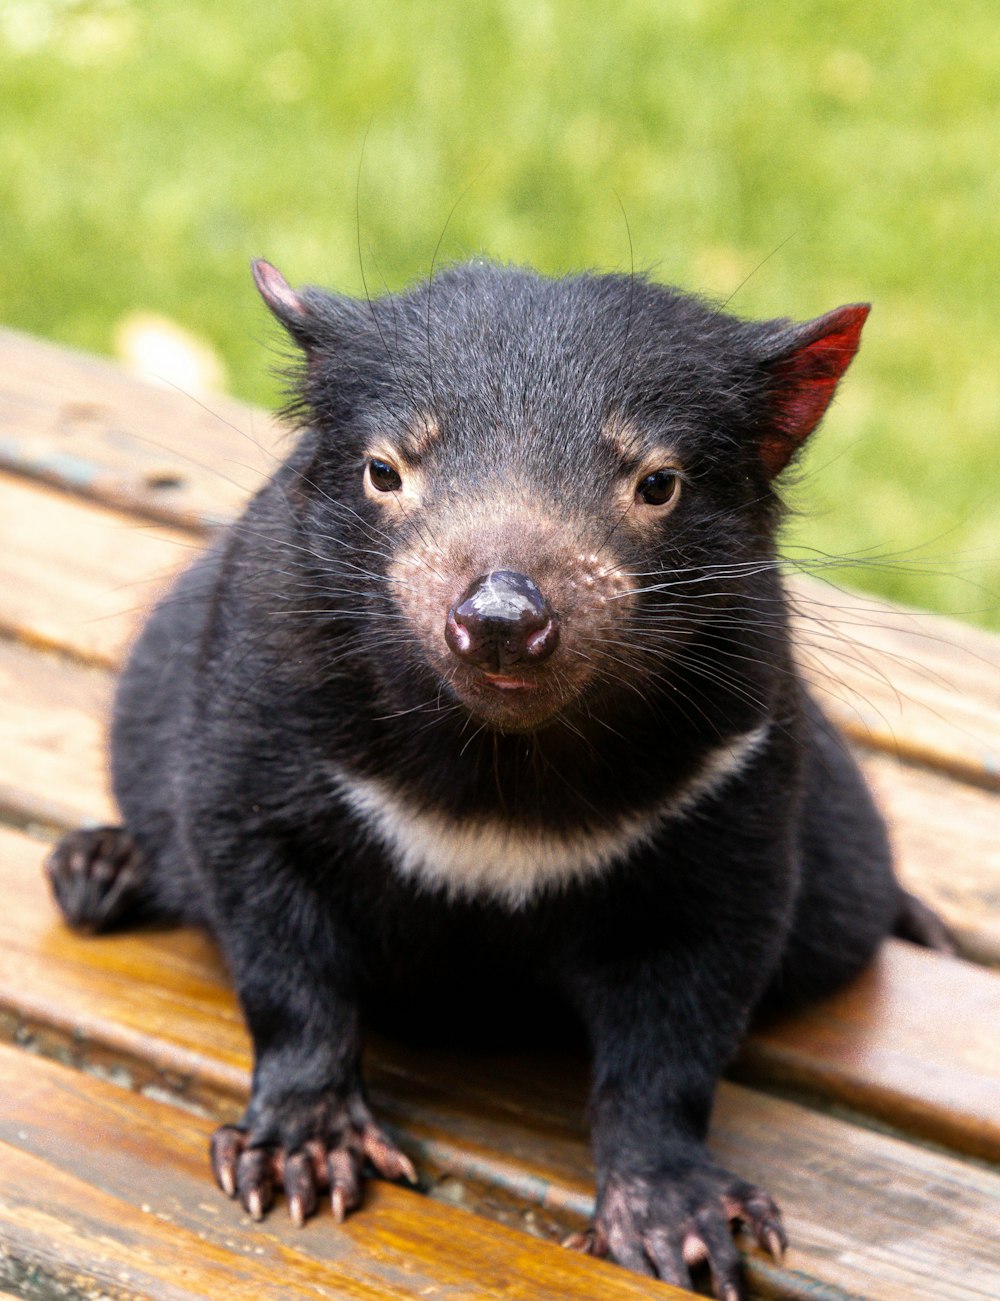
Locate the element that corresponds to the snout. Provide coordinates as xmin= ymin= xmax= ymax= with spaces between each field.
xmin=445 ymin=570 xmax=560 ymax=672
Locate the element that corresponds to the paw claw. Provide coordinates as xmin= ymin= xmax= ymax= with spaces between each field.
xmin=210 ymin=1125 xmax=244 ymax=1198
xmin=213 ymin=1096 xmax=414 ymax=1227
xmin=396 ymin=1151 xmax=419 ymax=1186
xmin=235 ymin=1145 xmax=275 ymax=1220
xmin=764 ymin=1225 xmax=785 ymax=1263
xmin=562 ymin=1226 xmax=607 ymax=1258
xmin=593 ymin=1163 xmax=783 ymax=1294
xmin=283 ymin=1150 xmax=319 ymax=1225
xmin=360 ymin=1122 xmax=418 ymax=1185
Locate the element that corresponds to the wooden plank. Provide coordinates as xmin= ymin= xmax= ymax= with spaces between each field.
xmin=742 ymin=940 xmax=1000 ymax=1163
xmin=4 ymin=834 xmax=1000 ymax=1299
xmin=0 ymin=471 xmax=191 ymax=668
xmin=3 ymin=330 xmax=998 ymax=1298
xmin=0 ymin=640 xmax=113 ymax=830
xmin=0 ymin=822 xmax=248 ymax=1097
xmin=792 ymin=577 xmax=1000 ymax=792
xmin=2 ymin=325 xmax=998 ymax=790
xmin=0 ymin=326 xmax=282 ymax=530
xmin=863 ymin=751 xmax=1000 ymax=967
xmin=0 ymin=1046 xmax=681 ymax=1301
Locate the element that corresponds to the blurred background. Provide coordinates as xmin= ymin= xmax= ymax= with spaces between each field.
xmin=1 ymin=0 xmax=997 ymax=625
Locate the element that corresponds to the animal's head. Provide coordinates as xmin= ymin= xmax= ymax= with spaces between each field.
xmin=254 ymin=259 xmax=867 ymax=735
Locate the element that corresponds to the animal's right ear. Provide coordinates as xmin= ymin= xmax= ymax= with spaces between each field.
xmin=252 ymin=259 xmax=322 ymax=351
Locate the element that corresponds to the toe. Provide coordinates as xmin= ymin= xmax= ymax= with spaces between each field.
xmin=641 ymin=1228 xmax=689 ymax=1287
xmin=210 ymin=1125 xmax=245 ymax=1198
xmin=284 ymin=1150 xmax=319 ymax=1226
xmin=724 ymin=1184 xmax=787 ymax=1261
xmin=360 ymin=1122 xmax=417 ymax=1184
xmin=237 ymin=1146 xmax=276 ymax=1220
xmin=327 ymin=1147 xmax=362 ymax=1222
xmin=604 ymin=1223 xmax=656 ymax=1277
xmin=690 ymin=1213 xmax=746 ymax=1301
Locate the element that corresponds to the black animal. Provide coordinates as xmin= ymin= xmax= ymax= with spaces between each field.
xmin=47 ymin=259 xmax=951 ymax=1299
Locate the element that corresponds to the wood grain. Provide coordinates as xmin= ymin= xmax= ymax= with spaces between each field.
xmin=0 ymin=640 xmax=113 ymax=829
xmin=863 ymin=751 xmax=1000 ymax=966
xmin=0 ymin=470 xmax=191 ymax=668
xmin=4 ymin=820 xmax=1000 ymax=1301
xmin=0 ymin=326 xmax=281 ymax=530
xmin=792 ymin=576 xmax=1000 ymax=792
xmin=742 ymin=940 xmax=1000 ymax=1162
xmin=3 ymin=325 xmax=1000 ymax=1299
xmin=0 ymin=1044 xmax=684 ymax=1301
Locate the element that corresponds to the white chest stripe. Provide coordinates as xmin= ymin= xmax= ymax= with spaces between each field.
xmin=331 ymin=724 xmax=770 ymax=908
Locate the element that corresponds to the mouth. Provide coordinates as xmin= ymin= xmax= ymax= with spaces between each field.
xmin=480 ymin=672 xmax=540 ymax=691
xmin=445 ymin=661 xmax=571 ymax=731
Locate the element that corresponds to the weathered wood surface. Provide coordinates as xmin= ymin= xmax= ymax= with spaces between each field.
xmin=861 ymin=751 xmax=1000 ymax=967
xmin=0 ymin=1045 xmax=688 ymax=1301
xmin=4 ymin=820 xmax=1000 ymax=1301
xmin=1 ymin=325 xmax=998 ymax=790
xmin=1 ymin=832 xmax=998 ymax=1301
xmin=0 ymin=638 xmax=113 ymax=830
xmin=3 ymin=650 xmax=999 ymax=1149
xmin=744 ymin=940 xmax=1000 ymax=1163
xmin=792 ymin=578 xmax=1000 ymax=792
xmin=0 ymin=327 xmax=279 ymax=530
xmin=0 ymin=470 xmax=190 ymax=669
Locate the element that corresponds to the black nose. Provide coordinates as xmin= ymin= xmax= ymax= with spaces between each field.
xmin=445 ymin=570 xmax=559 ymax=671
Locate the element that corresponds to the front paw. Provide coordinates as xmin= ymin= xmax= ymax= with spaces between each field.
xmin=567 ymin=1161 xmax=786 ymax=1300
xmin=210 ymin=1089 xmax=417 ymax=1225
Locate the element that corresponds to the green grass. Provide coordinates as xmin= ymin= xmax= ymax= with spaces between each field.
xmin=2 ymin=0 xmax=997 ymax=625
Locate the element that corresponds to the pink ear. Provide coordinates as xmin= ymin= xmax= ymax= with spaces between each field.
xmin=761 ymin=304 xmax=870 ymax=477
xmin=251 ymin=259 xmax=311 ymax=332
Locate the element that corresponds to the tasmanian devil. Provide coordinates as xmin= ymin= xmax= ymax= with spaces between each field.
xmin=46 ymin=257 xmax=952 ymax=1299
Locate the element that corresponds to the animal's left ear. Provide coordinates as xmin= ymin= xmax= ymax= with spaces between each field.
xmin=758 ymin=303 xmax=870 ymax=478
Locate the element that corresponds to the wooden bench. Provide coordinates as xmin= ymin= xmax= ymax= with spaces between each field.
xmin=1 ymin=327 xmax=998 ymax=1300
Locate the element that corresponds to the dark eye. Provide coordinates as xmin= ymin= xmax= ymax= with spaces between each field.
xmin=368 ymin=458 xmax=402 ymax=493
xmin=636 ymin=469 xmax=681 ymax=507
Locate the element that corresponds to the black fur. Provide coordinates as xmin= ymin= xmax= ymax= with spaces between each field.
xmin=47 ymin=262 xmax=940 ymax=1297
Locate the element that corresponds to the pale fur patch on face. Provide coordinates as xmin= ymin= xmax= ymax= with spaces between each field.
xmin=600 ymin=414 xmax=649 ymax=465
xmin=600 ymin=418 xmax=684 ymax=524
xmin=399 ymin=412 xmax=442 ymax=459
xmin=330 ymin=723 xmax=770 ymax=908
